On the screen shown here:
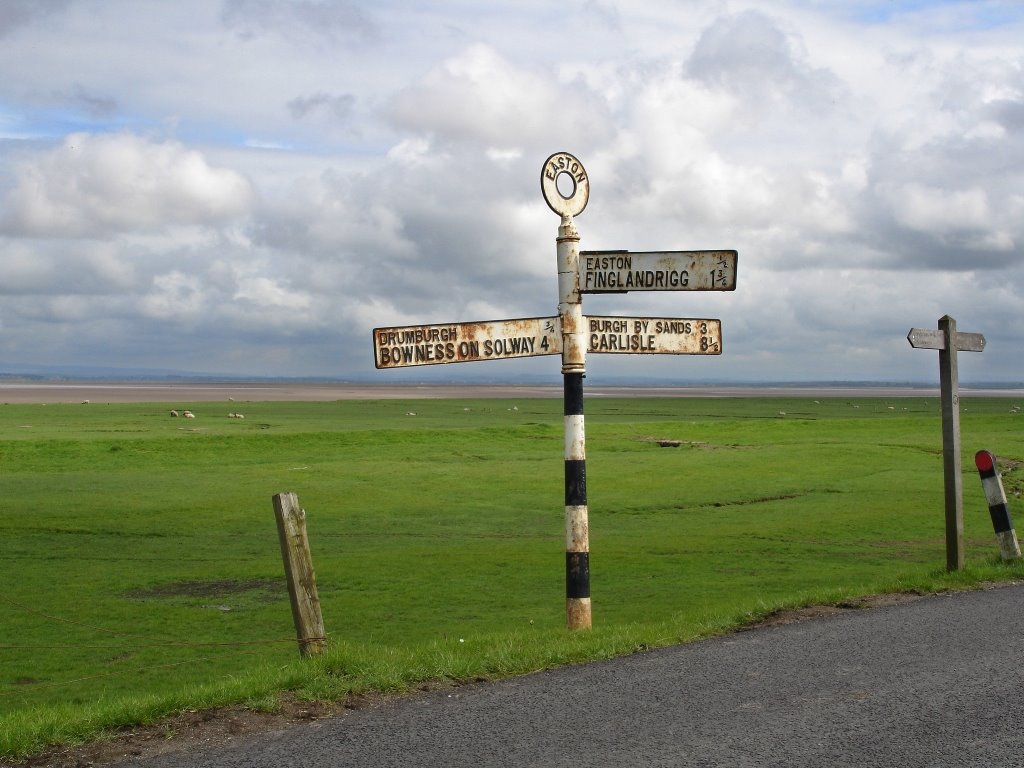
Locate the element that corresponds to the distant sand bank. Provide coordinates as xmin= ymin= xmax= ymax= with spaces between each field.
xmin=0 ymin=382 xmax=559 ymax=404
xmin=2 ymin=381 xmax=1021 ymax=404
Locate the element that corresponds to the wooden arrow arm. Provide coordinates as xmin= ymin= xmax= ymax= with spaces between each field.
xmin=907 ymin=327 xmax=985 ymax=352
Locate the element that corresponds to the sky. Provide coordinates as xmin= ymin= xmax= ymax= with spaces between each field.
xmin=1 ymin=0 xmax=1022 ymax=384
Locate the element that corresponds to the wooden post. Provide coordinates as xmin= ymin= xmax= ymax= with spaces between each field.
xmin=938 ymin=315 xmax=964 ymax=571
xmin=272 ymin=492 xmax=327 ymax=657
xmin=907 ymin=315 xmax=985 ymax=572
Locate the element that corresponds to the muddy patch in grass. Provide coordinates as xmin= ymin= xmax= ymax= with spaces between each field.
xmin=637 ymin=436 xmax=716 ymax=449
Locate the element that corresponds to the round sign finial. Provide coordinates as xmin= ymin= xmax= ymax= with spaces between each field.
xmin=541 ymin=152 xmax=589 ymax=218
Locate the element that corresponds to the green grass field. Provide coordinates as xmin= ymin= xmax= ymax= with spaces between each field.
xmin=2 ymin=395 xmax=1023 ymax=758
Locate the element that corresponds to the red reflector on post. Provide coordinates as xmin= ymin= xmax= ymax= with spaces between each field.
xmin=975 ymin=450 xmax=995 ymax=473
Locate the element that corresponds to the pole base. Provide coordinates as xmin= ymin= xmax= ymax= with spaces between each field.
xmin=566 ymin=597 xmax=592 ymax=630
xmin=997 ymin=530 xmax=1022 ymax=561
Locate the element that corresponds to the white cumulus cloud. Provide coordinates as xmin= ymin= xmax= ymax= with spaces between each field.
xmin=2 ymin=133 xmax=254 ymax=238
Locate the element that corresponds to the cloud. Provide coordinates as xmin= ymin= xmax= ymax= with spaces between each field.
xmin=685 ymin=9 xmax=843 ymax=113
xmin=582 ymin=0 xmax=622 ymax=31
xmin=383 ymin=44 xmax=614 ymax=150
xmin=851 ymin=50 xmax=1024 ymax=271
xmin=56 ymin=84 xmax=119 ymax=119
xmin=0 ymin=1 xmax=1022 ymax=382
xmin=141 ymin=271 xmax=206 ymax=320
xmin=287 ymin=92 xmax=356 ymax=120
xmin=2 ymin=133 xmax=255 ymax=237
xmin=879 ymin=183 xmax=992 ymax=234
xmin=0 ymin=0 xmax=72 ymax=38
xmin=220 ymin=0 xmax=378 ymax=45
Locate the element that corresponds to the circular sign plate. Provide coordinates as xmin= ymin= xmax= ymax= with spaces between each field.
xmin=541 ymin=152 xmax=589 ymax=218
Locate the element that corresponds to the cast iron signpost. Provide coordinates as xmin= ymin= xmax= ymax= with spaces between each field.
xmin=373 ymin=152 xmax=738 ymax=628
xmin=907 ymin=315 xmax=986 ymax=571
xmin=373 ymin=315 xmax=723 ymax=366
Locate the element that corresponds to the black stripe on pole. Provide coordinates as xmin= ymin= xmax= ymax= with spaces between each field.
xmin=990 ymin=503 xmax=1013 ymax=534
xmin=566 ymin=552 xmax=590 ymax=598
xmin=565 ymin=460 xmax=587 ymax=506
xmin=564 ymin=372 xmax=584 ymax=416
xmin=563 ymin=369 xmax=587 ymax=505
xmin=976 ymin=450 xmax=1014 ymax=534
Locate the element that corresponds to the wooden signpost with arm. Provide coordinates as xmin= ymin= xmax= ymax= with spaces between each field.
xmin=907 ymin=315 xmax=986 ymax=571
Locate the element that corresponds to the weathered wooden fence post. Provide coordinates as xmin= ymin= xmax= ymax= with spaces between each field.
xmin=272 ymin=492 xmax=327 ymax=657
xmin=907 ymin=315 xmax=986 ymax=571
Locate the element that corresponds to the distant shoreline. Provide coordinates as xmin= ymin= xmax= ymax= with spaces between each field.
xmin=1 ymin=381 xmax=1023 ymax=404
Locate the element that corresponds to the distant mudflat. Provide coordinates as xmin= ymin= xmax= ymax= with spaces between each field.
xmin=0 ymin=382 xmax=561 ymax=403
xmin=1 ymin=381 xmax=1022 ymax=404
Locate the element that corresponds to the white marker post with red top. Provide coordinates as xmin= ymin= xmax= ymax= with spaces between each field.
xmin=974 ymin=450 xmax=1021 ymax=561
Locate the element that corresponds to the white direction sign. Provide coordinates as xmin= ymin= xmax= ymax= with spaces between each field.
xmin=587 ymin=316 xmax=722 ymax=355
xmin=374 ymin=316 xmax=561 ymax=368
xmin=374 ymin=315 xmax=724 ymax=368
xmin=579 ymin=250 xmax=737 ymax=293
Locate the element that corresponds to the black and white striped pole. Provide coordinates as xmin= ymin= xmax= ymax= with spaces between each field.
xmin=543 ymin=152 xmax=592 ymax=630
xmin=374 ymin=152 xmax=736 ymax=631
xmin=974 ymin=450 xmax=1021 ymax=561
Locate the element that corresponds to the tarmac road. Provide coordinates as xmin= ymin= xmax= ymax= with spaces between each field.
xmin=120 ymin=584 xmax=1024 ymax=767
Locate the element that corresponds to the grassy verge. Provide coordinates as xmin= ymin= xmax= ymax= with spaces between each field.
xmin=1 ymin=395 xmax=1022 ymax=759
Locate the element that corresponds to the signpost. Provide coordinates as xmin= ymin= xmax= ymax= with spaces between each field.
xmin=586 ymin=316 xmax=721 ymax=355
xmin=373 ymin=151 xmax=737 ymax=628
xmin=907 ymin=315 xmax=986 ymax=571
xmin=374 ymin=317 xmax=561 ymax=368
xmin=580 ymin=250 xmax=737 ymax=293
xmin=372 ymin=315 xmax=722 ymax=366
